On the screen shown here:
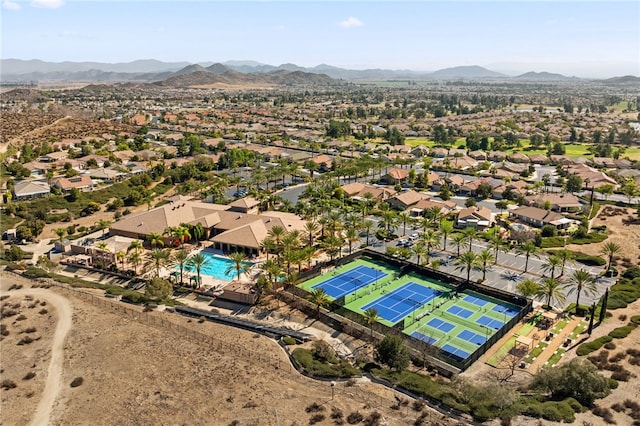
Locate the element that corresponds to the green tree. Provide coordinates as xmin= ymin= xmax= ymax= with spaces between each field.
xmin=621 ymin=178 xmax=638 ymax=204
xmin=565 ymin=174 xmax=583 ymax=194
xmin=147 ymin=232 xmax=164 ymax=249
xmin=530 ymin=358 xmax=611 ymax=406
xmin=187 ymin=253 xmax=209 ymax=288
xmin=516 ymin=278 xmax=539 ymax=298
xmin=541 ymin=254 xmax=562 ymax=279
xmin=146 ymin=248 xmax=170 ymax=277
xmin=54 ymin=227 xmax=66 ymax=242
xmin=307 ymin=288 xmax=331 ymax=318
xmin=173 ymin=249 xmax=189 ymax=286
xmin=439 ymin=220 xmax=454 ymax=251
xmin=477 ymin=249 xmax=494 ymax=281
xmin=452 ymin=233 xmax=466 ymax=256
xmin=375 ymin=335 xmax=410 ymax=372
xmin=599 ymin=242 xmax=622 ymax=271
xmin=455 ymin=250 xmax=478 ymax=283
xmin=145 ymin=276 xmax=172 ymax=301
xmin=516 ymin=241 xmax=540 ymax=273
xmin=363 ymin=308 xmax=381 ymax=339
xmin=225 ymin=251 xmax=251 ymax=281
xmin=536 ymin=277 xmax=566 ymax=308
xmin=564 ymin=269 xmax=597 ymax=311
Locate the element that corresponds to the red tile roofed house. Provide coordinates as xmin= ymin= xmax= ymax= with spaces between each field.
xmin=456 ymin=206 xmax=494 ymax=230
xmin=525 ymin=193 xmax=583 ymax=212
xmin=408 ymin=199 xmax=456 ymax=218
xmin=387 ymin=190 xmax=429 ymax=210
xmin=51 ymin=175 xmax=94 ymax=192
xmin=450 ymin=155 xmax=478 ymax=171
xmin=340 ymin=182 xmax=396 ymax=202
xmin=130 ymin=113 xmax=147 ymax=126
xmin=431 ymin=174 xmax=466 ymax=192
xmin=310 ymin=154 xmax=333 ymax=172
xmin=385 ymin=167 xmax=411 ymax=184
xmin=510 ymin=206 xmax=572 ymax=230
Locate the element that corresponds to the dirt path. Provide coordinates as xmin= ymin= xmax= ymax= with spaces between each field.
xmin=7 ymin=285 xmax=73 ymax=426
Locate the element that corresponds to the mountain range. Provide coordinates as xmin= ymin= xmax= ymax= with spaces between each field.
xmin=1 ymin=59 xmax=638 ymax=85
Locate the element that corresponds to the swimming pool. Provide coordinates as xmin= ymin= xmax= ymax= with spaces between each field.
xmin=181 ymin=252 xmax=252 ymax=281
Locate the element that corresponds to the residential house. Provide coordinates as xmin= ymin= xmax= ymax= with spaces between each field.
xmin=431 ymin=175 xmax=466 ymax=192
xmin=387 ymin=190 xmax=429 ymax=210
xmin=228 ymin=197 xmax=260 ymax=215
xmin=385 ymin=167 xmax=411 ymax=184
xmin=411 ymin=146 xmax=429 ymax=158
xmin=408 ymin=199 xmax=457 ymax=218
xmin=340 ymin=182 xmax=396 ymax=202
xmin=51 ymin=175 xmax=94 ymax=192
xmin=528 ymin=154 xmax=550 ymax=165
xmin=456 ymin=206 xmax=493 ymax=230
xmin=510 ymin=206 xmax=572 ymax=230
xmin=525 ymin=193 xmax=583 ymax=212
xmin=12 ymin=180 xmax=51 ymax=201
xmin=507 ymin=152 xmax=530 ymax=163
xmin=468 ymin=150 xmax=488 ymax=161
xmin=310 ymin=154 xmax=333 ymax=172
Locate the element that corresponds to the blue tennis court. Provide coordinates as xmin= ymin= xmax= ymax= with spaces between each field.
xmin=312 ymin=265 xmax=387 ymax=298
xmin=425 ymin=318 xmax=455 ymax=333
xmin=411 ymin=331 xmax=438 ymax=345
xmin=458 ymin=330 xmax=487 ymax=345
xmin=464 ymin=295 xmax=488 ymax=307
xmin=447 ymin=305 xmax=474 ymax=319
xmin=362 ymin=282 xmax=438 ymax=324
xmin=441 ymin=344 xmax=470 ymax=362
xmin=476 ymin=315 xmax=504 ymax=329
xmin=492 ymin=304 xmax=519 ymax=318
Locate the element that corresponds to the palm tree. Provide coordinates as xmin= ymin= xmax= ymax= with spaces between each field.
xmin=304 ymin=221 xmax=318 ymax=246
xmin=253 ymin=276 xmax=272 ymax=304
xmin=173 ymin=249 xmax=189 ymax=286
xmin=267 ymin=225 xmax=287 ymax=255
xmin=425 ymin=206 xmax=444 ymax=227
xmin=536 ymin=277 xmax=566 ymax=308
xmin=345 ymin=227 xmax=359 ymax=255
xmin=361 ymin=220 xmax=374 ymax=246
xmin=516 ymin=278 xmax=539 ymax=299
xmin=487 ymin=231 xmax=505 ymax=264
xmin=556 ymin=249 xmax=574 ymax=276
xmin=362 ymin=308 xmax=381 ymax=339
xmin=380 ymin=210 xmax=398 ymax=235
xmin=225 ymin=252 xmax=251 ymax=281
xmin=412 ymin=241 xmax=427 ymax=266
xmin=455 ymin=250 xmax=478 ymax=283
xmin=147 ymin=248 xmax=170 ymax=277
xmin=398 ymin=211 xmax=411 ymax=236
xmin=439 ymin=220 xmax=454 ymax=251
xmin=260 ymin=237 xmax=276 ymax=260
xmin=307 ymin=288 xmax=331 ymax=318
xmin=477 ymin=249 xmax=494 ymax=281
xmin=129 ymin=251 xmax=141 ymax=275
xmin=564 ymin=269 xmax=597 ymax=311
xmin=175 ymin=226 xmax=191 ymax=248
xmin=96 ymin=219 xmax=111 ymax=237
xmin=116 ymin=250 xmax=126 ymax=272
xmin=191 ymin=223 xmax=205 ymax=246
xmin=147 ymin=232 xmax=164 ymax=249
xmin=262 ymin=258 xmax=283 ymax=288
xmin=127 ymin=239 xmax=143 ymax=255
xmin=461 ymin=227 xmax=478 ymax=251
xmin=452 ymin=233 xmax=466 ymax=257
xmin=600 ymin=242 xmax=622 ymax=271
xmin=421 ymin=230 xmax=441 ymax=263
xmin=97 ymin=241 xmax=109 ymax=252
xmin=187 ymin=253 xmax=209 ymax=289
xmin=516 ymin=241 xmax=540 ymax=273
xmin=542 ymin=254 xmax=562 ymax=279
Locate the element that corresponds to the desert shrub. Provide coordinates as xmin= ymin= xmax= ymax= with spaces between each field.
xmin=619 ymin=314 xmax=628 ymax=321
xmin=70 ymin=377 xmax=83 ymax=387
xmin=309 ymin=414 xmax=325 ymax=425
xmin=1 ymin=308 xmax=18 ymax=319
xmin=228 ymin=421 xmax=239 ymax=426
xmin=0 ymin=379 xmax=17 ymax=390
xmin=604 ymin=342 xmax=617 ymax=350
xmin=412 ymin=399 xmax=426 ymax=411
xmin=292 ymin=348 xmax=360 ymax=379
xmin=8 ymin=283 xmax=24 ymax=290
xmin=577 ymin=336 xmax=613 ymax=356
xmin=592 ymin=406 xmax=616 ymax=424
xmin=0 ymin=295 xmax=9 ymax=301
xmin=331 ymin=407 xmax=344 ymax=419
xmin=242 ymin=401 xmax=258 ymax=408
xmin=622 ymin=266 xmax=640 ymax=279
xmin=611 ymin=402 xmax=624 ymax=412
xmin=363 ymin=411 xmax=382 ymax=426
xmin=346 ymin=412 xmax=364 ymax=424
xmin=22 ymin=371 xmax=36 ymax=380
xmin=413 ymin=412 xmax=428 ymax=426
xmin=609 ymin=351 xmax=626 ymax=363
xmin=608 ymin=378 xmax=619 ymax=389
xmin=564 ymin=397 xmax=585 ymax=413
xmin=38 ymin=308 xmax=48 ymax=315
xmin=17 ymin=336 xmax=34 ymax=345
xmin=305 ymin=402 xmax=325 ymax=413
xmin=611 ymin=368 xmax=633 ymax=382
xmin=16 ymin=314 xmax=27 ymax=321
xmin=282 ymin=336 xmax=297 ymax=345
xmin=0 ymin=324 xmax=8 ymax=336
xmin=608 ymin=324 xmax=637 ymax=339
xmin=312 ymin=340 xmax=336 ymax=362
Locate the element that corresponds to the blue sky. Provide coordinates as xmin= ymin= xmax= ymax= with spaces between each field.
xmin=2 ymin=1 xmax=639 ymax=77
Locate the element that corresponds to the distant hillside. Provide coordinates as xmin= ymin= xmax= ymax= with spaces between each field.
xmin=514 ymin=71 xmax=574 ymax=81
xmin=604 ymin=75 xmax=640 ymax=84
xmin=430 ymin=65 xmax=506 ymax=78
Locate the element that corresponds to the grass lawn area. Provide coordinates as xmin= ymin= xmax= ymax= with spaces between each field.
xmin=524 ymin=341 xmax=549 ymax=364
xmin=486 ymin=321 xmax=538 ymax=367
xmin=568 ymin=320 xmax=589 ymax=340
xmin=405 ymin=138 xmax=437 ymax=148
xmin=547 ymin=348 xmax=566 ymax=367
xmin=550 ymin=317 xmax=570 ymax=335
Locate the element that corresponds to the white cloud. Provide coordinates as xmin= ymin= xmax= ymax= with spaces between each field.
xmin=2 ymin=1 xmax=21 ymax=10
xmin=338 ymin=17 xmax=364 ymax=29
xmin=31 ymin=0 xmax=65 ymax=9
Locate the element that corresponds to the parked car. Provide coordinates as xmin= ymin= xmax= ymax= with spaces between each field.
xmin=397 ymin=239 xmax=408 ymax=246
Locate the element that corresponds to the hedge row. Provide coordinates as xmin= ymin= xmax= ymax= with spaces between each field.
xmin=576 ymin=336 xmax=613 ymax=356
xmin=292 ymin=348 xmax=360 ymax=378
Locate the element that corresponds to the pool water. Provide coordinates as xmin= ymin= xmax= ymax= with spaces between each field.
xmin=181 ymin=252 xmax=252 ymax=281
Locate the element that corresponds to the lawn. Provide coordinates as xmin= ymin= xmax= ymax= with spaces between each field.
xmin=524 ymin=342 xmax=549 ymax=364
xmin=546 ymin=348 xmax=566 ymax=367
xmin=486 ymin=321 xmax=538 ymax=367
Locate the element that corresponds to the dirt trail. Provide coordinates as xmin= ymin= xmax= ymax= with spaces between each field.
xmin=7 ymin=285 xmax=73 ymax=426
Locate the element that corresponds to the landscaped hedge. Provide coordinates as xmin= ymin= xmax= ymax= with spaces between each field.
xmin=541 ymin=232 xmax=607 ymax=248
xmin=605 ymin=278 xmax=640 ymax=309
xmin=631 ymin=316 xmax=640 ymax=325
xmin=545 ymin=249 xmax=606 ymax=266
xmin=519 ymin=399 xmax=576 ymax=423
xmin=576 ymin=336 xmax=613 ymax=356
xmin=292 ymin=348 xmax=360 ymax=378
xmin=607 ymin=324 xmax=637 ymax=339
